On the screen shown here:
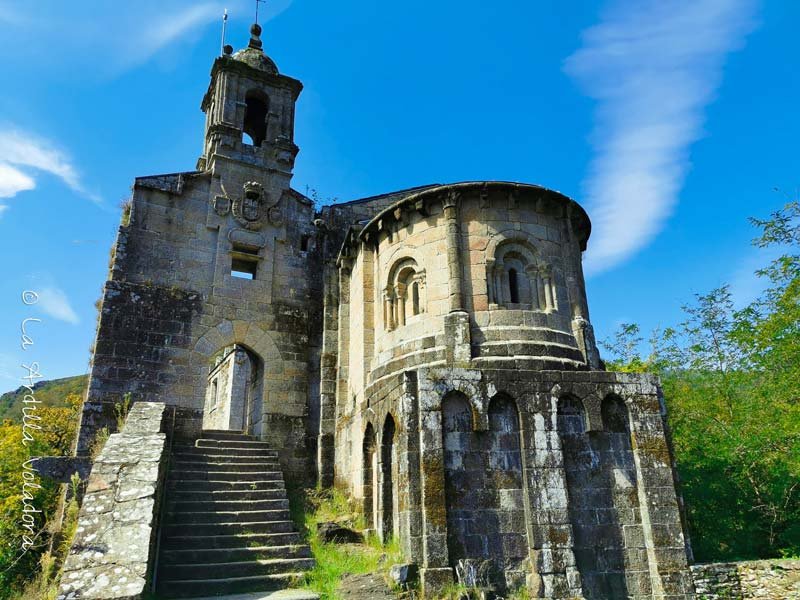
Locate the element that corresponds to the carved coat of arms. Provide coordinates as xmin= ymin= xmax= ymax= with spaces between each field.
xmin=233 ymin=181 xmax=266 ymax=230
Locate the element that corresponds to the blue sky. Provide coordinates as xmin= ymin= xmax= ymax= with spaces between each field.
xmin=0 ymin=0 xmax=798 ymax=389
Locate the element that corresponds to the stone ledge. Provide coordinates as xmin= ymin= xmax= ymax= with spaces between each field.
xmin=57 ymin=402 xmax=168 ymax=600
xmin=691 ymin=559 xmax=800 ymax=599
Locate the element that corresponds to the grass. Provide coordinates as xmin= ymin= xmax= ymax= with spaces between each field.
xmin=284 ymin=485 xmax=536 ymax=600
xmin=286 ymin=484 xmax=407 ymax=599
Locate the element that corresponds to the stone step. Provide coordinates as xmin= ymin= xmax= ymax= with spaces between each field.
xmin=168 ymin=498 xmax=289 ymax=512
xmin=163 ymin=520 xmax=296 ymax=537
xmin=196 ymin=439 xmax=274 ymax=450
xmin=168 ymin=489 xmax=288 ymax=502
xmin=169 ymin=470 xmax=284 ymax=482
xmin=161 ymin=532 xmax=302 ymax=550
xmin=157 ymin=573 xmax=304 ymax=598
xmin=156 ymin=435 xmax=312 ymax=598
xmin=200 ymin=429 xmax=256 ymax=441
xmin=165 ymin=509 xmax=291 ymax=525
xmin=167 ymin=479 xmax=286 ymax=492
xmin=160 ymin=557 xmax=315 ymax=581
xmin=174 ymin=445 xmax=279 ymax=458
xmin=172 ymin=453 xmax=282 ymax=466
xmin=160 ymin=544 xmax=312 ymax=565
xmin=173 ymin=460 xmax=282 ymax=472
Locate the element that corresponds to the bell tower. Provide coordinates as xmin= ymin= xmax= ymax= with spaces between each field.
xmin=198 ymin=23 xmax=303 ymax=179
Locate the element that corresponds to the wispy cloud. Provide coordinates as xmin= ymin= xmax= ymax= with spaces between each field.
xmin=116 ymin=3 xmax=224 ymax=71
xmin=0 ymin=127 xmax=100 ymax=211
xmin=565 ymin=0 xmax=758 ymax=275
xmin=0 ymin=1 xmax=295 ymax=77
xmin=0 ymin=161 xmax=35 ymax=198
xmin=36 ymin=287 xmax=80 ymax=325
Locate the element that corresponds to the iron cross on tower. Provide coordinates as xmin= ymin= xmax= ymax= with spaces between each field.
xmin=255 ymin=0 xmax=267 ymax=24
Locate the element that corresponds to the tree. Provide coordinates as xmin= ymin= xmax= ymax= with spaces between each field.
xmin=601 ymin=201 xmax=800 ymax=561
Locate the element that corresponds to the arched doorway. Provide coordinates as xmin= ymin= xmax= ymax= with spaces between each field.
xmin=363 ymin=423 xmax=377 ymax=531
xmin=381 ymin=415 xmax=396 ymax=540
xmin=203 ymin=344 xmax=263 ymax=433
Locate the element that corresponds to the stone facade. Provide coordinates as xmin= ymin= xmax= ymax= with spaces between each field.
xmin=76 ymin=21 xmax=696 ymax=599
xmin=690 ymin=559 xmax=800 ymax=599
xmin=79 ymin=25 xmax=319 ymax=482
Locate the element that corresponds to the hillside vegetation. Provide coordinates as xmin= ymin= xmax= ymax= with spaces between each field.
xmin=0 ymin=375 xmax=87 ymax=422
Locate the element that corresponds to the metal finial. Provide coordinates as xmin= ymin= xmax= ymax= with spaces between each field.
xmin=220 ymin=8 xmax=228 ymax=56
xmin=255 ymin=0 xmax=266 ymax=25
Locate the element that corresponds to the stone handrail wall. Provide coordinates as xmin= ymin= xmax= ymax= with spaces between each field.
xmin=57 ymin=402 xmax=167 ymax=600
xmin=691 ymin=559 xmax=800 ymax=599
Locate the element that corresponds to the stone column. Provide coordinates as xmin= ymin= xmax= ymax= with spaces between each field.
xmin=396 ymin=283 xmax=407 ymax=327
xmin=543 ymin=269 xmax=555 ymax=312
xmin=397 ymin=372 xmax=424 ymax=561
xmin=417 ymin=370 xmax=454 ymax=594
xmin=361 ymin=241 xmax=376 ymax=392
xmin=494 ymin=262 xmax=505 ymax=305
xmin=383 ymin=285 xmax=395 ymax=331
xmin=442 ymin=190 xmax=471 ymax=363
xmin=526 ymin=266 xmax=541 ymax=310
xmin=317 ymin=263 xmax=339 ymax=487
xmin=443 ymin=190 xmax=463 ymax=312
xmin=486 ymin=259 xmax=496 ymax=305
xmin=333 ymin=260 xmax=352 ymax=488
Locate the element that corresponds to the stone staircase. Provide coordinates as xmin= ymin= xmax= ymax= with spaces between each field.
xmin=155 ymin=430 xmax=314 ymax=598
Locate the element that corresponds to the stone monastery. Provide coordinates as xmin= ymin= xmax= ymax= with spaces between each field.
xmin=60 ymin=20 xmax=697 ymax=600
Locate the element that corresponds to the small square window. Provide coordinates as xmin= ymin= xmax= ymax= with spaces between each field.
xmin=232 ymin=257 xmax=257 ymax=279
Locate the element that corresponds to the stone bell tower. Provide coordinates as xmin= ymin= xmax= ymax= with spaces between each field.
xmin=198 ymin=23 xmax=303 ymax=183
xmin=78 ymin=20 xmax=320 ymax=484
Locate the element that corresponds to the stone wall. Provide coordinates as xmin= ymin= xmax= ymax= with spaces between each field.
xmin=81 ymin=163 xmax=323 ymax=481
xmin=58 ymin=402 xmax=167 ymax=600
xmin=335 ymin=366 xmax=695 ymax=598
xmin=690 ymin=559 xmax=800 ymax=599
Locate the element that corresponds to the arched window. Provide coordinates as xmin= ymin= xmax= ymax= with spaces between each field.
xmin=243 ymin=90 xmax=269 ymax=146
xmin=487 ymin=238 xmax=558 ymax=312
xmin=385 ymin=257 xmax=425 ymax=330
xmin=508 ymin=268 xmax=520 ymax=303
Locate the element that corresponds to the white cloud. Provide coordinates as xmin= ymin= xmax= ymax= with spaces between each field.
xmin=0 ymin=1 xmax=295 ymax=76
xmin=0 ymin=127 xmax=100 ymax=212
xmin=36 ymin=287 xmax=80 ymax=325
xmin=565 ymin=0 xmax=758 ymax=275
xmin=116 ymin=3 xmax=224 ymax=71
xmin=0 ymin=162 xmax=35 ymax=198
